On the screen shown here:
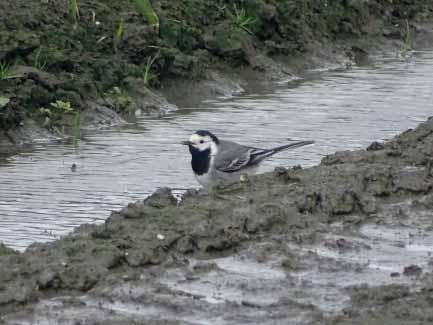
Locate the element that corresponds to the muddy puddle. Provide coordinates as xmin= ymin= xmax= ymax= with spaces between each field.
xmin=1 ymin=51 xmax=433 ymax=251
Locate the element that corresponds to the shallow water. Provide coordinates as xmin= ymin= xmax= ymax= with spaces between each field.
xmin=1 ymin=51 xmax=433 ymax=250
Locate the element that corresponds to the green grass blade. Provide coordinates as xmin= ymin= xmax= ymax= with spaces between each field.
xmin=132 ymin=0 xmax=159 ymax=30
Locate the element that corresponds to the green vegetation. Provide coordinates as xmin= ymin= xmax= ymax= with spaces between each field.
xmin=50 ymin=100 xmax=74 ymax=113
xmin=142 ymin=51 xmax=160 ymax=87
xmin=38 ymin=101 xmax=73 ymax=122
xmin=402 ymin=19 xmax=413 ymax=54
xmin=70 ymin=0 xmax=80 ymax=25
xmin=37 ymin=100 xmax=81 ymax=143
xmin=133 ymin=0 xmax=159 ymax=30
xmin=114 ymin=18 xmax=125 ymax=52
xmin=0 ymin=243 xmax=17 ymax=256
xmin=33 ymin=47 xmax=47 ymax=71
xmin=0 ymin=96 xmax=10 ymax=109
xmin=229 ymin=5 xmax=256 ymax=35
xmin=0 ymin=62 xmax=19 ymax=80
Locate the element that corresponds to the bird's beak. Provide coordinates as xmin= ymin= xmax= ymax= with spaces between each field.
xmin=181 ymin=140 xmax=192 ymax=146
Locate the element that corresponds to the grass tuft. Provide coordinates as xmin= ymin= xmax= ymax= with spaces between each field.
xmin=70 ymin=0 xmax=80 ymax=26
xmin=229 ymin=5 xmax=256 ymax=35
xmin=133 ymin=0 xmax=159 ymax=31
xmin=114 ymin=18 xmax=125 ymax=52
xmin=33 ymin=48 xmax=47 ymax=71
xmin=0 ymin=62 xmax=20 ymax=80
xmin=0 ymin=96 xmax=10 ymax=108
xmin=50 ymin=100 xmax=74 ymax=113
xmin=404 ymin=19 xmax=413 ymax=51
xmin=142 ymin=50 xmax=160 ymax=87
xmin=400 ymin=19 xmax=413 ymax=59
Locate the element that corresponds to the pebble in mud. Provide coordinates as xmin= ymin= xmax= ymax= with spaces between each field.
xmin=367 ymin=141 xmax=385 ymax=151
xmin=274 ymin=166 xmax=287 ymax=176
xmin=281 ymin=255 xmax=301 ymax=271
xmin=403 ymin=264 xmax=423 ymax=277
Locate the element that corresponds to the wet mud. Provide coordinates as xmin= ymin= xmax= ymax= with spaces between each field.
xmin=1 ymin=116 xmax=433 ymax=323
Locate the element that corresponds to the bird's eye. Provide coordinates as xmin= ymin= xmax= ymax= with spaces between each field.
xmin=200 ymin=140 xmax=204 ymax=144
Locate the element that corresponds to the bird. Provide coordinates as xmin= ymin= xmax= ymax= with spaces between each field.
xmin=181 ymin=130 xmax=314 ymax=189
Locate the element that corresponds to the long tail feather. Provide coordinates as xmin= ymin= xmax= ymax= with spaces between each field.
xmin=251 ymin=140 xmax=314 ymax=162
xmin=269 ymin=140 xmax=315 ymax=153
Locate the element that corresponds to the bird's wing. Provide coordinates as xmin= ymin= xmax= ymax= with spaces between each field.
xmin=214 ymin=140 xmax=260 ymax=173
xmin=215 ymin=140 xmax=315 ymax=173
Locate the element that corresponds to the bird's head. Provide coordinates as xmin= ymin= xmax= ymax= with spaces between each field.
xmin=181 ymin=130 xmax=219 ymax=155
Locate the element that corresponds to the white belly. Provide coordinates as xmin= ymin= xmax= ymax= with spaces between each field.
xmin=195 ymin=172 xmax=216 ymax=190
xmin=195 ymin=166 xmax=259 ymax=190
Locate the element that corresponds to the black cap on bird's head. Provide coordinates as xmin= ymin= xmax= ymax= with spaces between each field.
xmin=181 ymin=130 xmax=219 ymax=153
xmin=195 ymin=130 xmax=219 ymax=144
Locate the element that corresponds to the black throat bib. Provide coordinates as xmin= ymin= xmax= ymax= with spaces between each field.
xmin=189 ymin=146 xmax=211 ymax=176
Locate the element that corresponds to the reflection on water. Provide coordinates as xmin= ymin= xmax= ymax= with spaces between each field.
xmin=1 ymin=51 xmax=433 ymax=250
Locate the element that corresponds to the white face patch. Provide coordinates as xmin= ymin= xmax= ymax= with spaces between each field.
xmin=189 ymin=133 xmax=217 ymax=154
xmin=189 ymin=133 xmax=202 ymax=143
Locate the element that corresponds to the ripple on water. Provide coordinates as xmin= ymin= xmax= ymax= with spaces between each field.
xmin=1 ymin=51 xmax=433 ymax=250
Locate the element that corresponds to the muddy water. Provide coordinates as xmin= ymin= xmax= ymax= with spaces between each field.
xmin=1 ymin=51 xmax=433 ymax=250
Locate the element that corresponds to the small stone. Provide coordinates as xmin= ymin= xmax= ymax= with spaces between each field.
xmin=403 ymin=264 xmax=422 ymax=276
xmin=274 ymin=166 xmax=287 ymax=176
xmin=281 ymin=255 xmax=300 ymax=270
xmin=192 ymin=261 xmax=217 ymax=272
xmin=157 ymin=233 xmax=165 ymax=240
xmin=239 ymin=174 xmax=249 ymax=184
xmin=367 ymin=141 xmax=385 ymax=151
xmin=134 ymin=109 xmax=143 ymax=117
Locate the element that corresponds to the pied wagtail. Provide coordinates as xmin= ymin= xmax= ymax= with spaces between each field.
xmin=182 ymin=130 xmax=314 ymax=189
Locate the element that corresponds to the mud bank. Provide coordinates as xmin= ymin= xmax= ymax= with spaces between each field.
xmin=0 ymin=116 xmax=432 ymax=323
xmin=1 ymin=0 xmax=433 ymax=149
